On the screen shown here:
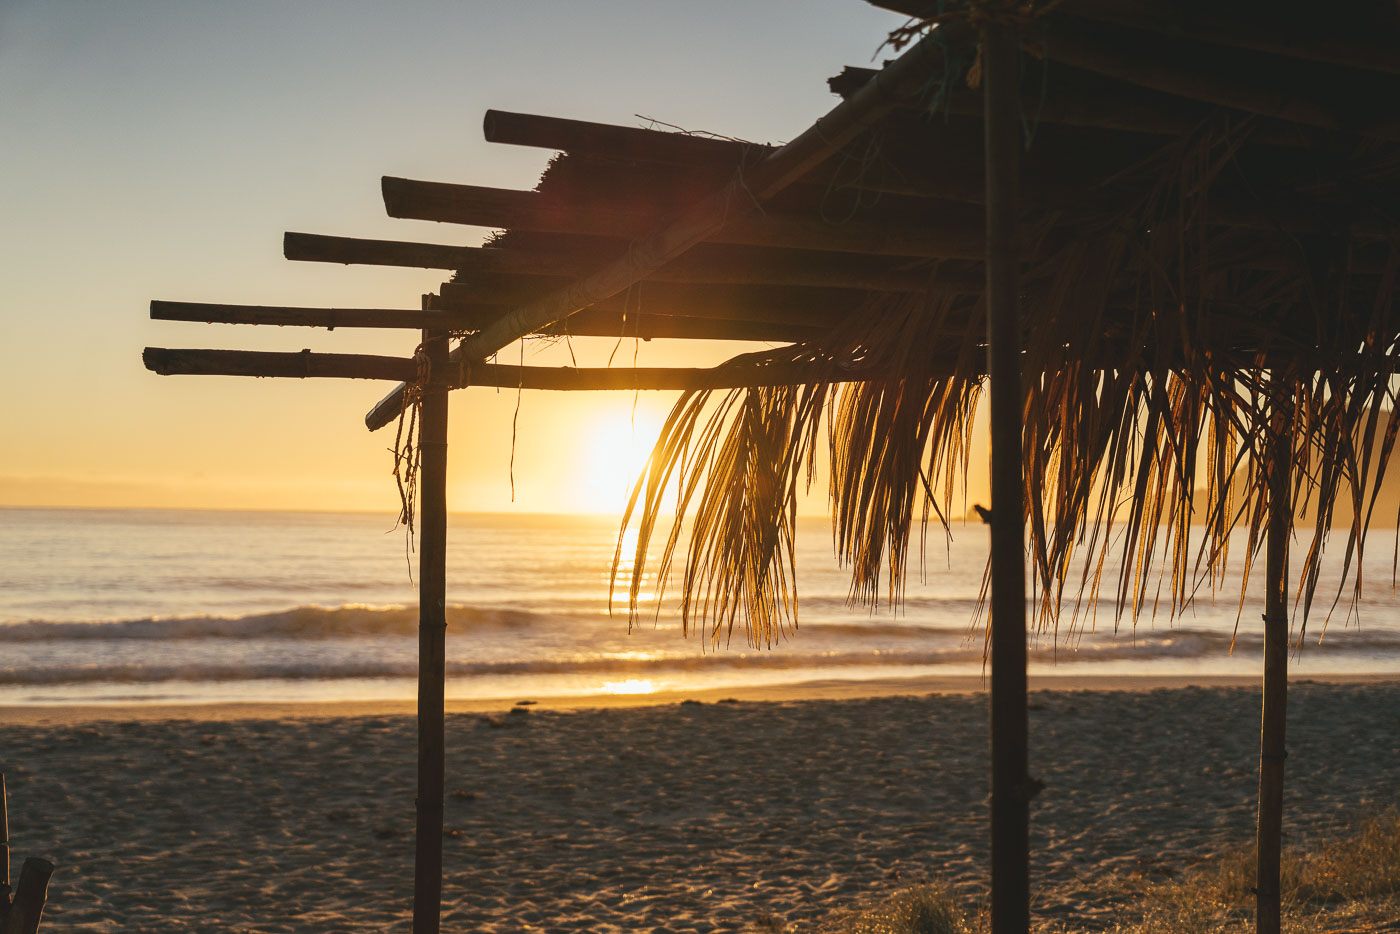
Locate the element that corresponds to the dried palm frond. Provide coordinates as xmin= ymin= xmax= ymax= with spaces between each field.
xmin=614 ymin=101 xmax=1400 ymax=650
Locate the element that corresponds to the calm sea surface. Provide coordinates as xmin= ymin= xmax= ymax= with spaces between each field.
xmin=2 ymin=507 xmax=1399 ymax=705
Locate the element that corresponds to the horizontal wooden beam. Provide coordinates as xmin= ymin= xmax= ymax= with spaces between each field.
xmin=461 ymin=361 xmax=875 ymax=391
xmin=483 ymin=109 xmax=769 ymax=167
xmin=283 ymin=232 xmax=479 ymax=270
xmin=381 ymin=177 xmax=985 ymax=259
xmin=144 ymin=348 xmax=417 ymax=381
xmin=151 ymin=300 xmax=466 ymax=330
xmin=368 ymin=26 xmax=957 ymax=430
xmin=425 ymin=297 xmax=822 ymax=342
xmin=436 ymin=279 xmax=853 ymax=325
xmin=287 ymin=232 xmax=979 ymax=294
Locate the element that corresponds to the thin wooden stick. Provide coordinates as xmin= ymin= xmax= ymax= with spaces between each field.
xmin=984 ymin=19 xmax=1031 ymax=934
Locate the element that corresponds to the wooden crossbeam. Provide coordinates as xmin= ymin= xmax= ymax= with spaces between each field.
xmin=483 ymin=109 xmax=768 ymax=167
xmin=365 ymin=26 xmax=960 ymax=430
xmin=143 ymin=348 xmax=419 ymax=381
xmin=282 ymin=232 xmax=478 ymax=270
xmin=151 ymin=301 xmax=465 ymax=330
xmin=285 ymin=232 xmax=980 ymax=294
xmin=435 ymin=279 xmax=854 ymax=326
xmin=381 ymin=177 xmax=985 ymax=259
xmin=425 ymin=299 xmax=823 ymax=343
xmin=141 ymin=347 xmax=881 ymax=390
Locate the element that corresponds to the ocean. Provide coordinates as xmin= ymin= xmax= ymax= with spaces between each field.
xmin=3 ymin=507 xmax=1399 ymax=706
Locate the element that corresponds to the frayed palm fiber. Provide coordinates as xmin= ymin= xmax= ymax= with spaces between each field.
xmin=614 ymin=116 xmax=1400 ymax=649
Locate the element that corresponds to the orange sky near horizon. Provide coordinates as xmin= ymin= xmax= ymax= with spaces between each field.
xmin=0 ymin=0 xmax=930 ymax=517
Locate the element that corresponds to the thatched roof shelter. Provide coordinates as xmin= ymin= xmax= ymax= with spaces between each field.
xmin=144 ymin=2 xmax=1400 ymax=931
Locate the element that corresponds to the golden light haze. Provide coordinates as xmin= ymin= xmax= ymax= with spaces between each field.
xmin=0 ymin=0 xmax=914 ymax=516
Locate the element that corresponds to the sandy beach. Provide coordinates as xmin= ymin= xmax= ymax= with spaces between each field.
xmin=4 ymin=677 xmax=1397 ymax=932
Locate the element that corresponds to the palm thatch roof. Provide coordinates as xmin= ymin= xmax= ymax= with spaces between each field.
xmin=273 ymin=0 xmax=1400 ymax=649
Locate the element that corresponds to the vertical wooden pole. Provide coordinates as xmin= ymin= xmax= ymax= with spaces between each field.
xmin=1256 ymin=393 xmax=1290 ymax=934
xmin=2 ymin=773 xmax=11 ymax=908
xmin=412 ymin=329 xmax=450 ymax=934
xmin=983 ymin=19 xmax=1030 ymax=934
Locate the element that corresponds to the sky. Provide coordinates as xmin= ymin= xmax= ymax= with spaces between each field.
xmin=0 ymin=0 xmax=927 ymax=515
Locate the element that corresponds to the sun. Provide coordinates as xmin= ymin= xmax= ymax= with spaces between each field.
xmin=578 ymin=408 xmax=664 ymax=514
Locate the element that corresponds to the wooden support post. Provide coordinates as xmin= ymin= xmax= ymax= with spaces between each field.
xmin=1 ymin=858 xmax=52 ymax=934
xmin=1256 ymin=393 xmax=1291 ymax=934
xmin=2 ymin=773 xmax=10 ymax=908
xmin=412 ymin=328 xmax=450 ymax=934
xmin=983 ymin=19 xmax=1030 ymax=934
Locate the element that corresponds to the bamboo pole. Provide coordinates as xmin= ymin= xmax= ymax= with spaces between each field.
xmin=0 ymin=858 xmax=51 ymax=934
xmin=367 ymin=25 xmax=953 ymax=431
xmin=285 ymin=232 xmax=976 ymax=293
xmin=1256 ymin=393 xmax=1292 ymax=934
xmin=143 ymin=348 xmax=418 ymax=381
xmin=150 ymin=301 xmax=464 ymax=330
xmin=484 ymin=109 xmax=761 ymax=167
xmin=427 ymin=302 xmax=823 ymax=343
xmin=434 ymin=279 xmax=854 ymax=326
xmin=1 ymin=773 xmax=9 ymax=909
xmin=984 ymin=19 xmax=1031 ymax=934
xmin=381 ymin=177 xmax=985 ymax=259
xmin=412 ymin=329 xmax=450 ymax=934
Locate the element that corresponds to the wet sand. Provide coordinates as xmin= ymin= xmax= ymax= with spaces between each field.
xmin=4 ymin=678 xmax=1397 ymax=932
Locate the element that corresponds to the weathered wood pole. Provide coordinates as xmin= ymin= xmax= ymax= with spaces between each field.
xmin=1256 ymin=391 xmax=1291 ymax=933
xmin=983 ymin=19 xmax=1030 ymax=934
xmin=412 ymin=329 xmax=451 ymax=934
xmin=2 ymin=772 xmax=10 ymax=908
xmin=2 ymin=857 xmax=53 ymax=934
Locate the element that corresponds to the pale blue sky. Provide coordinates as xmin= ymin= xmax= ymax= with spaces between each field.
xmin=0 ymin=0 xmax=909 ymax=513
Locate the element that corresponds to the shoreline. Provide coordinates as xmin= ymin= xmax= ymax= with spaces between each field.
xmin=3 ymin=670 xmax=1395 ymax=725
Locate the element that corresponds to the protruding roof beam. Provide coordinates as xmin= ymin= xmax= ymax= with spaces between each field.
xmin=144 ymin=347 xmax=418 ymax=380
xmin=381 ymin=177 xmax=985 ymax=259
xmin=151 ymin=300 xmax=464 ymax=330
xmin=367 ymin=25 xmax=958 ymax=429
xmin=425 ymin=298 xmax=824 ymax=343
xmin=483 ymin=109 xmax=769 ymax=167
xmin=286 ymin=232 xmax=981 ymax=293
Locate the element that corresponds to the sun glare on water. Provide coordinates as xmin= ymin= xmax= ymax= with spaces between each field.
xmin=600 ymin=679 xmax=658 ymax=695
